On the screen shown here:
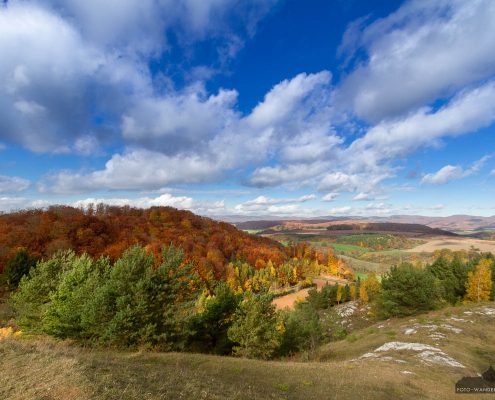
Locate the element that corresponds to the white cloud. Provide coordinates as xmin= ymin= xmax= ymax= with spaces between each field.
xmin=0 ymin=2 xmax=148 ymax=153
xmin=247 ymin=71 xmax=332 ymax=128
xmin=26 ymin=0 xmax=277 ymax=57
xmin=0 ymin=0 xmax=279 ymax=155
xmin=249 ymin=162 xmax=329 ymax=188
xmin=42 ymin=72 xmax=337 ymax=193
xmin=38 ymin=149 xmax=224 ymax=193
xmin=241 ymin=194 xmax=315 ymax=207
xmin=72 ymin=193 xmax=195 ymax=210
xmin=231 ymin=193 xmax=318 ymax=216
xmin=352 ymin=192 xmax=373 ymax=201
xmin=122 ymin=86 xmax=239 ymax=154
xmin=317 ymin=171 xmax=390 ymax=194
xmin=0 ymin=196 xmax=49 ymax=211
xmin=0 ymin=175 xmax=30 ymax=193
xmin=338 ymin=0 xmax=495 ymax=121
xmin=422 ymin=156 xmax=490 ymax=185
xmin=327 ymin=206 xmax=352 ymax=215
xmin=422 ymin=165 xmax=463 ymax=185
xmin=347 ymin=81 xmax=495 ymax=171
xmin=321 ymin=193 xmax=339 ymax=202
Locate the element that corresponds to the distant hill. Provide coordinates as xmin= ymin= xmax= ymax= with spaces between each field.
xmin=326 ymin=222 xmax=457 ymax=236
xmin=235 ymin=218 xmax=345 ymax=230
xmin=231 ymin=215 xmax=495 ymax=232
xmin=381 ymin=215 xmax=495 ymax=231
xmin=0 ymin=206 xmax=288 ymax=276
xmin=235 ymin=219 xmax=456 ymax=236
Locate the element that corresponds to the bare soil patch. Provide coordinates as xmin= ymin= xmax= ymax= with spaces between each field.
xmin=273 ymin=275 xmax=349 ymax=310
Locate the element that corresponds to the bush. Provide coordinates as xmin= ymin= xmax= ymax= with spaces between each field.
xmin=376 ymin=263 xmax=440 ymax=318
xmin=307 ymin=284 xmax=338 ymax=309
xmin=228 ymin=291 xmax=282 ymax=359
xmin=42 ymin=254 xmax=110 ymax=338
xmin=278 ymin=301 xmax=322 ymax=355
xmin=11 ymin=250 xmax=77 ymax=330
xmin=12 ymin=245 xmax=199 ymax=349
xmin=189 ymin=282 xmax=241 ymax=354
xmin=4 ymin=249 xmax=38 ymax=289
xmin=82 ymin=245 xmax=198 ymax=348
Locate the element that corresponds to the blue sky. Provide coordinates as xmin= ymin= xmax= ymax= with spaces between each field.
xmin=1 ymin=0 xmax=495 ymax=218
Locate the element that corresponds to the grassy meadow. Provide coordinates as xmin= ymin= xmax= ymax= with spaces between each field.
xmin=2 ymin=299 xmax=494 ymax=400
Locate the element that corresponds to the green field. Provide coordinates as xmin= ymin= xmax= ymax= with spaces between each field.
xmin=333 ymin=233 xmax=423 ymax=251
xmin=330 ymin=243 xmax=370 ymax=254
xmin=266 ymin=231 xmax=433 ymax=275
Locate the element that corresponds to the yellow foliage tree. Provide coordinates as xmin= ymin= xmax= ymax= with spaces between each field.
xmin=336 ymin=284 xmax=343 ymax=304
xmin=350 ymin=285 xmax=357 ymax=300
xmin=359 ymin=273 xmax=381 ymax=304
xmin=359 ymin=284 xmax=369 ymax=304
xmin=464 ymin=259 xmax=493 ymax=303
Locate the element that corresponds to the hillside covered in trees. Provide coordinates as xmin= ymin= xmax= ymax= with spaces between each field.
xmin=0 ymin=205 xmax=333 ymax=281
xmin=0 ymin=206 xmax=287 ymax=276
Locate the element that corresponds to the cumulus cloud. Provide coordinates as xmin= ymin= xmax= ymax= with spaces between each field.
xmin=122 ymin=86 xmax=240 ymax=154
xmin=347 ymin=82 xmax=495 ymax=171
xmin=38 ymin=149 xmax=227 ymax=193
xmin=352 ymin=192 xmax=373 ymax=201
xmin=0 ymin=175 xmax=30 ymax=193
xmin=241 ymin=194 xmax=315 ymax=206
xmin=3 ymin=0 xmax=495 ymax=215
xmin=42 ymin=72 xmax=337 ymax=193
xmin=0 ymin=0 xmax=279 ymax=155
xmin=231 ymin=193 xmax=318 ymax=216
xmin=0 ymin=2 xmax=149 ymax=153
xmin=0 ymin=196 xmax=49 ymax=211
xmin=249 ymin=161 xmax=330 ymax=188
xmin=338 ymin=0 xmax=495 ymax=121
xmin=421 ymin=156 xmax=490 ymax=185
xmin=317 ymin=171 xmax=390 ymax=194
xmin=321 ymin=193 xmax=339 ymax=202
xmin=327 ymin=206 xmax=352 ymax=215
xmin=72 ymin=193 xmax=195 ymax=210
xmin=422 ymin=165 xmax=464 ymax=185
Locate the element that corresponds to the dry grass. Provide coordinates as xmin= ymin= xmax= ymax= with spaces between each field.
xmin=2 ymin=303 xmax=494 ymax=399
xmin=0 ymin=337 xmax=431 ymax=400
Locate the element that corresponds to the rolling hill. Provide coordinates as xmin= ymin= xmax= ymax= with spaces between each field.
xmin=235 ymin=219 xmax=457 ymax=236
xmin=0 ymin=206 xmax=289 ymax=276
xmin=2 ymin=302 xmax=494 ymax=400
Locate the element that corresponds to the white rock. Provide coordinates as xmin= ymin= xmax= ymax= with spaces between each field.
xmin=417 ymin=350 xmax=465 ymax=368
xmin=357 ymin=341 xmax=465 ymax=369
xmin=448 ymin=317 xmax=467 ymax=322
xmin=440 ymin=324 xmax=462 ymax=334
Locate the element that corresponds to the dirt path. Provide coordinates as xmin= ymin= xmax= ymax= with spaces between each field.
xmin=272 ymin=275 xmax=349 ymax=310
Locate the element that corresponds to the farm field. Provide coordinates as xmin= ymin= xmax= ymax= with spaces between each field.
xmin=405 ymin=237 xmax=495 ymax=253
xmin=258 ymin=227 xmax=495 ymax=276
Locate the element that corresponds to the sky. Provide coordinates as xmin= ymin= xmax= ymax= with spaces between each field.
xmin=1 ymin=0 xmax=495 ymax=218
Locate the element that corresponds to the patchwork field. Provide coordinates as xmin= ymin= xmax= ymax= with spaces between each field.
xmin=255 ymin=225 xmax=495 ymax=277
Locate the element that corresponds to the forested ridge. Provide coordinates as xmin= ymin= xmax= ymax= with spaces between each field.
xmin=0 ymin=205 xmax=320 ymax=278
